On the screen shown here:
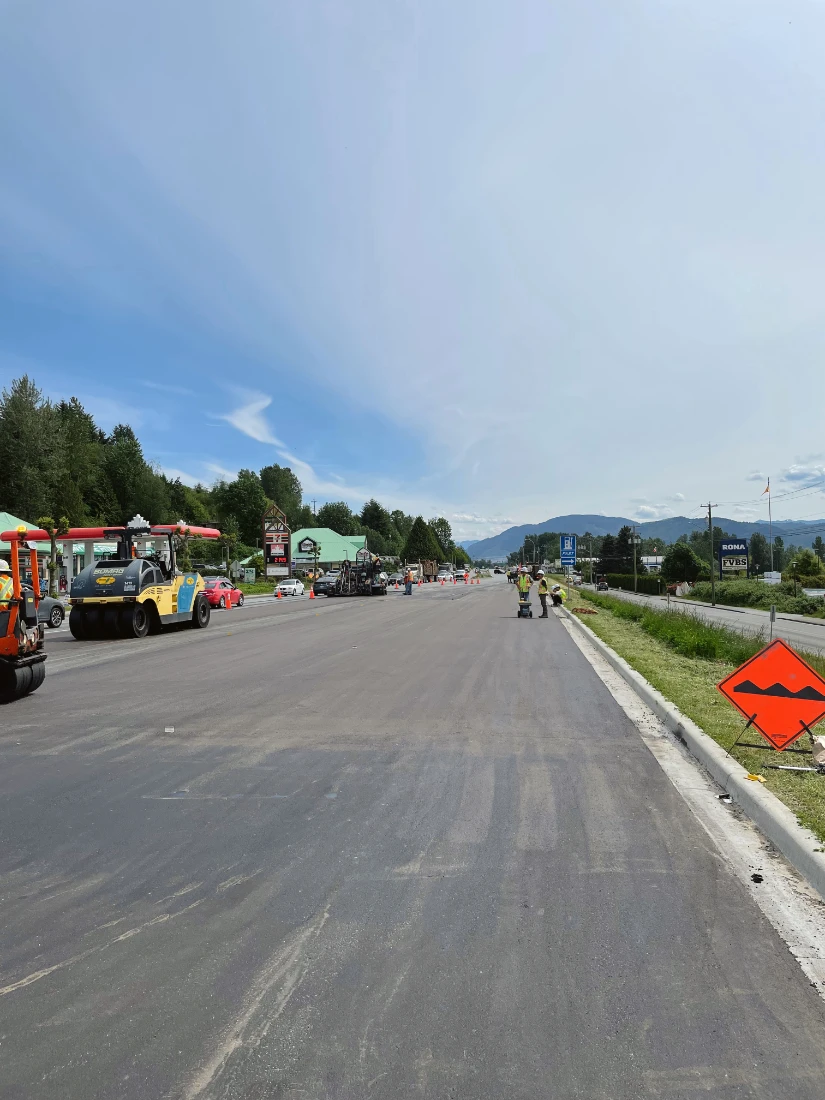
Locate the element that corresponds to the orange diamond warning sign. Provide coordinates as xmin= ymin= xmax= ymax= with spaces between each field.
xmin=717 ymin=638 xmax=825 ymax=751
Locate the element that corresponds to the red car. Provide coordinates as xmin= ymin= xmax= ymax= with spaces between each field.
xmin=201 ymin=578 xmax=245 ymax=608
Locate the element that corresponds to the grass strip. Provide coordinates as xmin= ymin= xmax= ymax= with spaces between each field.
xmin=570 ymin=590 xmax=825 ymax=844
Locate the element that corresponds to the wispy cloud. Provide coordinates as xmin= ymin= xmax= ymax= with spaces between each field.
xmin=204 ymin=461 xmax=238 ymax=482
xmin=143 ymin=381 xmax=195 ymax=396
xmin=745 ymin=471 xmax=767 ymax=482
xmin=452 ymin=512 xmax=516 ymax=525
xmin=218 ymin=392 xmax=283 ymax=446
xmin=161 ymin=466 xmax=200 ymax=487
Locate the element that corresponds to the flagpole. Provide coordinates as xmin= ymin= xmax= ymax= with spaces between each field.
xmin=768 ymin=477 xmax=773 ymax=573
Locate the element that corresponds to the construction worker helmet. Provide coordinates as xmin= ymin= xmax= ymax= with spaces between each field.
xmin=0 ymin=559 xmax=9 ymax=571
xmin=536 ymin=569 xmax=544 ymax=576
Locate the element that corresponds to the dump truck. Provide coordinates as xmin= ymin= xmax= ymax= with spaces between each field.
xmin=0 ymin=526 xmax=47 ymax=702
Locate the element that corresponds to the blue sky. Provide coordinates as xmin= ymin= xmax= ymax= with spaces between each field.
xmin=2 ymin=0 xmax=825 ymax=539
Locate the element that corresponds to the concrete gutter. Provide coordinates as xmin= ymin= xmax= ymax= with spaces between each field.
xmin=562 ymin=606 xmax=825 ymax=902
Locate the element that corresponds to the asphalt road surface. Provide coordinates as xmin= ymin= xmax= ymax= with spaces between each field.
xmin=3 ymin=578 xmax=825 ymax=1099
xmin=582 ymin=584 xmax=825 ymax=655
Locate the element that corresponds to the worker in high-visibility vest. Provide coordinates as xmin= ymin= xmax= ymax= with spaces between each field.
xmin=517 ymin=569 xmax=532 ymax=604
xmin=0 ymin=559 xmax=12 ymax=610
xmin=537 ymin=570 xmax=550 ymax=617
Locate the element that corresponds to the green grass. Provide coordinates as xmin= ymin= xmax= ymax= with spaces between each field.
xmin=570 ymin=590 xmax=825 ymax=844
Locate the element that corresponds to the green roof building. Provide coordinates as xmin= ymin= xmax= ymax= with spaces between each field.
xmin=291 ymin=527 xmax=367 ymax=566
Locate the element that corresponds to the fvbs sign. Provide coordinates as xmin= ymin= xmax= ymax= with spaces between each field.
xmin=719 ymin=539 xmax=748 ymax=574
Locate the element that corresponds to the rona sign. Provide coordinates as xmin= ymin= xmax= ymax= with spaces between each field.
xmin=719 ymin=539 xmax=748 ymax=574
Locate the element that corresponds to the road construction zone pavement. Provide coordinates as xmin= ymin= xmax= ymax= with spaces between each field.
xmin=3 ymin=573 xmax=825 ymax=1099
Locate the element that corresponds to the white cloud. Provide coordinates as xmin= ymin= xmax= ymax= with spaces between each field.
xmin=81 ymin=394 xmax=150 ymax=431
xmin=161 ymin=466 xmax=200 ymax=487
xmin=204 ymin=461 xmax=238 ymax=482
xmin=780 ymin=461 xmax=825 ymax=485
xmin=452 ymin=512 xmax=516 ymax=525
xmin=143 ymin=380 xmax=195 ymax=396
xmin=218 ymin=392 xmax=283 ymax=446
xmin=670 ymin=493 xmax=685 ymax=502
xmin=631 ymin=500 xmax=675 ymax=521
xmin=745 ymin=471 xmax=767 ymax=482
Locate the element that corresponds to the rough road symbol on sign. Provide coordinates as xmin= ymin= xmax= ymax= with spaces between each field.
xmin=717 ymin=638 xmax=825 ymax=751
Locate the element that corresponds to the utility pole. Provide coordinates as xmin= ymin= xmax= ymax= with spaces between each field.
xmin=703 ymin=502 xmax=717 ymax=606
xmin=311 ymin=499 xmax=317 ymax=517
xmin=631 ymin=525 xmax=640 ymax=593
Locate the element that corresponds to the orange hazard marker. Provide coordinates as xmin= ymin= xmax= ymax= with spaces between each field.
xmin=309 ymin=588 xmax=315 ymax=599
xmin=277 ymin=590 xmax=283 ymax=599
xmin=395 ymin=582 xmax=399 ymax=589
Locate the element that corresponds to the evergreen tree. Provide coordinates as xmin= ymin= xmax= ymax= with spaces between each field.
xmin=402 ymin=516 xmax=443 ymax=562
xmin=260 ymin=464 xmax=303 ymax=525
xmin=0 ymin=375 xmax=61 ymax=520
xmin=212 ymin=470 xmax=270 ymax=545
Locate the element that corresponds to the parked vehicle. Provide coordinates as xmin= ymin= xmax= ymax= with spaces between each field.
xmin=494 ymin=567 xmax=504 ymax=575
xmin=596 ymin=579 xmax=608 ymax=591
xmin=21 ymin=584 xmax=65 ymax=628
xmin=313 ymin=573 xmax=339 ymax=596
xmin=201 ymin=578 xmax=245 ymax=608
xmin=387 ymin=572 xmax=405 ymax=587
xmin=276 ymin=579 xmax=305 ymax=597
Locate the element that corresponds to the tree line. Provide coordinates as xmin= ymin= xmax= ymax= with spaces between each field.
xmin=0 ymin=375 xmax=470 ymax=567
xmin=507 ymin=522 xmax=824 ymax=581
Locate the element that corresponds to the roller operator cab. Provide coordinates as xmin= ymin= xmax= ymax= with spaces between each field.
xmin=66 ymin=521 xmax=220 ymax=640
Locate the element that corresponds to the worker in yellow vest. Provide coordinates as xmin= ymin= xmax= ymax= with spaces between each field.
xmin=517 ymin=568 xmax=532 ymax=605
xmin=0 ymin=559 xmax=12 ymax=610
xmin=537 ymin=570 xmax=550 ymax=617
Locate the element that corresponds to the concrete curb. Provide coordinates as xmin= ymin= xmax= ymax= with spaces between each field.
xmin=561 ymin=606 xmax=825 ymax=902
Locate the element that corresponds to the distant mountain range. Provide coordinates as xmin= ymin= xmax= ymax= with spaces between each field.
xmin=466 ymin=514 xmax=825 ymax=560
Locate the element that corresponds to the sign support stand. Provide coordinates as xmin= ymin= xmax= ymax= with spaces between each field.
xmin=727 ymin=713 xmax=758 ymax=756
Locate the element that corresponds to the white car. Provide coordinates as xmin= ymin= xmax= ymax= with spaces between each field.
xmin=275 ymin=579 xmax=305 ymax=597
xmin=436 ymin=570 xmax=453 ymax=582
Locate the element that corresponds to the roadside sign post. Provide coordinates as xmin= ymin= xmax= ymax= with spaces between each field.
xmin=717 ymin=638 xmax=825 ymax=752
xmin=262 ymin=505 xmax=291 ymax=579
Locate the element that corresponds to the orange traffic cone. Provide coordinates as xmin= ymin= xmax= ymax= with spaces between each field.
xmin=309 ymin=588 xmax=315 ymax=599
xmin=277 ymin=590 xmax=283 ymax=599
xmin=395 ymin=581 xmax=399 ymax=589
xmin=418 ymin=578 xmax=422 ymax=586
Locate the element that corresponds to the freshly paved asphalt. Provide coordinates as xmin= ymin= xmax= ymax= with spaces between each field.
xmin=3 ymin=578 xmax=825 ymax=1099
xmin=581 ymin=584 xmax=825 ymax=655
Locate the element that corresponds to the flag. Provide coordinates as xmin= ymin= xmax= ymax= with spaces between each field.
xmin=762 ymin=478 xmax=770 ymax=495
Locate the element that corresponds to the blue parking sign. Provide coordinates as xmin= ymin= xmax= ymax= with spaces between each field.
xmin=561 ymin=534 xmax=577 ymax=567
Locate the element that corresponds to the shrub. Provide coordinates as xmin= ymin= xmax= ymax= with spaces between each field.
xmin=606 ymin=574 xmax=662 ymax=595
xmin=689 ymin=579 xmax=824 ymax=615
